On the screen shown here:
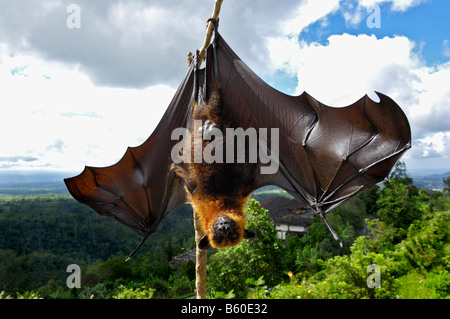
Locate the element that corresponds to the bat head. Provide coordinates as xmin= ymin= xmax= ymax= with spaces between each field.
xmin=198 ymin=215 xmax=255 ymax=250
xmin=190 ymin=194 xmax=255 ymax=250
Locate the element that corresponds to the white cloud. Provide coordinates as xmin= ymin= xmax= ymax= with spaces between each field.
xmin=359 ymin=0 xmax=428 ymax=12
xmin=269 ymin=33 xmax=423 ymax=105
xmin=0 ymin=0 xmax=448 ymax=173
xmin=0 ymin=0 xmax=304 ymax=89
xmin=0 ymin=0 xmax=206 ymax=88
xmin=0 ymin=47 xmax=175 ymax=171
xmin=341 ymin=0 xmax=429 ymax=27
xmin=410 ymin=132 xmax=450 ymax=161
xmin=281 ymin=0 xmax=341 ymax=36
xmin=0 ymin=0 xmax=305 ymax=172
xmin=443 ymin=40 xmax=450 ymax=58
xmin=407 ymin=61 xmax=450 ymax=137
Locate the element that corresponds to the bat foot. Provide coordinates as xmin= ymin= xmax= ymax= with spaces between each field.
xmin=318 ymin=211 xmax=343 ymax=248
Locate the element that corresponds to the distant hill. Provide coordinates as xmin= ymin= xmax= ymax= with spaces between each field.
xmin=1 ymin=169 xmax=449 ymax=195
xmin=410 ymin=171 xmax=450 ymax=191
xmin=0 ymin=170 xmax=74 ymax=195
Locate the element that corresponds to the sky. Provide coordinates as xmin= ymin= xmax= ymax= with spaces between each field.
xmin=0 ymin=0 xmax=449 ymax=174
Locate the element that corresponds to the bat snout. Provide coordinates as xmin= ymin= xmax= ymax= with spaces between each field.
xmin=214 ymin=215 xmax=234 ymax=236
xmin=211 ymin=215 xmax=242 ymax=246
xmin=217 ymin=223 xmax=231 ymax=235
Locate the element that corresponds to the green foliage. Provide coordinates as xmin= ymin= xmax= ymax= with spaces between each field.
xmin=246 ymin=276 xmax=268 ymax=299
xmin=232 ymin=164 xmax=449 ymax=299
xmin=357 ymin=185 xmax=380 ymax=215
xmin=0 ymin=290 xmax=43 ymax=299
xmin=261 ymin=235 xmax=398 ymax=299
xmin=376 ymin=179 xmax=429 ymax=230
xmin=267 ymin=209 xmax=449 ymax=299
xmin=442 ymin=176 xmax=450 ymax=193
xmin=207 ymin=199 xmax=285 ymax=298
xmin=362 ymin=218 xmax=399 ymax=253
xmin=302 ymin=195 xmax=366 ymax=260
xmin=322 ymin=239 xmax=397 ymax=299
xmin=0 ymin=196 xmax=194 ymax=261
xmin=389 ymin=161 xmax=413 ymax=186
xmin=210 ymin=289 xmax=236 ymax=299
xmin=423 ymin=268 xmax=450 ymax=298
xmin=295 ymin=242 xmax=321 ymax=274
xmin=391 ymin=210 xmax=449 ymax=275
xmin=396 ymin=267 xmax=450 ymax=299
xmin=112 ymin=285 xmax=155 ymax=299
xmin=0 ymin=194 xmax=195 ymax=298
xmin=2 ymin=163 xmax=449 ymax=300
xmin=181 ymin=260 xmax=196 ymax=281
xmin=77 ymin=283 xmax=111 ymax=299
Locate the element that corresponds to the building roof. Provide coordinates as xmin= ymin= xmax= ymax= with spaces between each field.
xmin=261 ymin=197 xmax=314 ymax=227
xmin=169 ymin=249 xmax=196 ymax=264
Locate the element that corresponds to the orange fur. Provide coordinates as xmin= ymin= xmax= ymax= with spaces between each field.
xmin=173 ymin=87 xmax=256 ymax=248
xmin=190 ymin=193 xmax=250 ymax=248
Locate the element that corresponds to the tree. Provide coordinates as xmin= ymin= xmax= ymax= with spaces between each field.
xmin=376 ymin=162 xmax=429 ymax=231
xmin=388 ymin=161 xmax=413 ymax=186
xmin=443 ymin=176 xmax=450 ymax=193
xmin=357 ymin=185 xmax=380 ymax=215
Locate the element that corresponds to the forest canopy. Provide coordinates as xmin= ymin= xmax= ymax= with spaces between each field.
xmin=0 ymin=162 xmax=449 ymax=299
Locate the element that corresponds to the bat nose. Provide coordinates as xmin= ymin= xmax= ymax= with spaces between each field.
xmin=215 ymin=215 xmax=233 ymax=235
xmin=218 ymin=224 xmax=231 ymax=235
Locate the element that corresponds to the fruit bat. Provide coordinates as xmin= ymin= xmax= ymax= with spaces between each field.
xmin=64 ymin=23 xmax=411 ymax=258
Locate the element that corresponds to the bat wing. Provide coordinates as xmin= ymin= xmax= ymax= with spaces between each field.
xmin=64 ymin=64 xmax=197 ymax=257
xmin=65 ymin=27 xmax=412 ymax=254
xmin=208 ymin=33 xmax=411 ymax=216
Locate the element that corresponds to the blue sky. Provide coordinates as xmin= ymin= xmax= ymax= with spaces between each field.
xmin=267 ymin=0 xmax=450 ymax=95
xmin=0 ymin=0 xmax=449 ymax=173
xmin=298 ymin=0 xmax=450 ymax=65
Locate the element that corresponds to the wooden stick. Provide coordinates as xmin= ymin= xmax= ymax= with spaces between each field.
xmin=197 ymin=0 xmax=223 ymax=67
xmin=191 ymin=0 xmax=224 ymax=300
xmin=194 ymin=210 xmax=207 ymax=299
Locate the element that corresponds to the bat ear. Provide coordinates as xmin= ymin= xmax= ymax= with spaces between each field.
xmin=244 ymin=229 xmax=256 ymax=239
xmin=198 ymin=235 xmax=212 ymax=250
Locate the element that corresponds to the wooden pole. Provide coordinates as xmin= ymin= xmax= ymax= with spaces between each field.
xmin=197 ymin=0 xmax=223 ymax=67
xmin=192 ymin=0 xmax=224 ymax=300
xmin=194 ymin=211 xmax=207 ymax=299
